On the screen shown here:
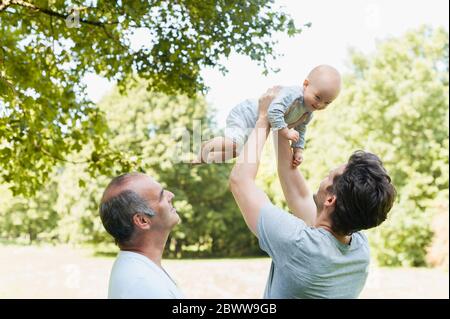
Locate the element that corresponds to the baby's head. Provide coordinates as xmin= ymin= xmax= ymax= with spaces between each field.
xmin=303 ymin=65 xmax=341 ymax=112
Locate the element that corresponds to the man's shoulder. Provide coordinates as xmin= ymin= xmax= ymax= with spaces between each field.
xmin=293 ymin=228 xmax=369 ymax=253
xmin=259 ymin=203 xmax=308 ymax=227
xmin=111 ymin=251 xmax=160 ymax=280
xmin=257 ymin=202 xmax=310 ymax=244
xmin=352 ymin=231 xmax=371 ymax=256
xmin=351 ymin=231 xmax=369 ymax=248
xmin=109 ymin=252 xmax=180 ymax=299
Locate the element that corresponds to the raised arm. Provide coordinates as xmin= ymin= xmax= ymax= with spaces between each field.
xmin=229 ymin=90 xmax=276 ymax=236
xmin=275 ymin=135 xmax=317 ymax=226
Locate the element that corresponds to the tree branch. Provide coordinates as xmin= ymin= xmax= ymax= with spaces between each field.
xmin=0 ymin=0 xmax=10 ymax=11
xmin=1 ymin=0 xmax=119 ymax=27
xmin=37 ymin=143 xmax=89 ymax=165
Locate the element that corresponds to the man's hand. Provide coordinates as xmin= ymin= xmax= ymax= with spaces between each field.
xmin=292 ymin=148 xmax=303 ymax=168
xmin=258 ymin=86 xmax=282 ymax=119
xmin=280 ymin=128 xmax=300 ymax=143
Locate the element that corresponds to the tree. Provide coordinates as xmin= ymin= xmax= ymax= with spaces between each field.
xmin=94 ymin=80 xmax=261 ymax=257
xmin=304 ymin=26 xmax=448 ymax=266
xmin=0 ymin=180 xmax=60 ymax=244
xmin=0 ymin=79 xmax=262 ymax=257
xmin=1 ymin=26 xmax=446 ymax=264
xmin=0 ymin=0 xmax=305 ymax=196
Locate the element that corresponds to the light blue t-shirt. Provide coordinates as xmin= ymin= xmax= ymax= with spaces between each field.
xmin=108 ymin=251 xmax=184 ymax=299
xmin=257 ymin=203 xmax=370 ymax=299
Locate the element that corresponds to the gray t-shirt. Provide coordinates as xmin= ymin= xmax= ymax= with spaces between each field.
xmin=257 ymin=203 xmax=370 ymax=299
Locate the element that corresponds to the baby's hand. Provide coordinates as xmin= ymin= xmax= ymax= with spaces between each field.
xmin=292 ymin=148 xmax=303 ymax=168
xmin=284 ymin=128 xmax=300 ymax=143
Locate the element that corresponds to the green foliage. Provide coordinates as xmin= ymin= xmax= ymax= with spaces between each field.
xmin=0 ymin=0 xmax=303 ymax=196
xmin=304 ymin=26 xmax=448 ymax=266
xmin=0 ymin=80 xmax=263 ymax=257
xmin=0 ymin=181 xmax=60 ymax=244
xmin=0 ymin=26 xmax=447 ymax=263
xmin=96 ymin=81 xmax=261 ymax=257
xmin=369 ymin=199 xmax=434 ymax=267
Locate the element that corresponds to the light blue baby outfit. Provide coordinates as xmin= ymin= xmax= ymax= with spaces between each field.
xmin=225 ymin=86 xmax=313 ymax=149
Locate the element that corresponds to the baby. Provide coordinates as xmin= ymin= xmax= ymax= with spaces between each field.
xmin=194 ymin=65 xmax=341 ymax=167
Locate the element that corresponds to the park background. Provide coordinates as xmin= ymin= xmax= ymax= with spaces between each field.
xmin=0 ymin=0 xmax=448 ymax=298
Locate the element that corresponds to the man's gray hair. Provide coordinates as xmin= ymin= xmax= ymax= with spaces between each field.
xmin=100 ymin=186 xmax=155 ymax=245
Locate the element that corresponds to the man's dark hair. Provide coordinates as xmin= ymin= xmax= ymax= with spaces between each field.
xmin=329 ymin=151 xmax=396 ymax=235
xmin=99 ymin=174 xmax=155 ymax=245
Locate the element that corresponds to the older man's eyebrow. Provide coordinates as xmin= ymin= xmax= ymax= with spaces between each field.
xmin=159 ymin=188 xmax=164 ymax=202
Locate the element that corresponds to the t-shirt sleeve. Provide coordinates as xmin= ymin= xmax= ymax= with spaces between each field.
xmin=257 ymin=202 xmax=307 ymax=266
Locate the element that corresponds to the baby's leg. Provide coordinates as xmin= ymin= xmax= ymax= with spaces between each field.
xmin=203 ymin=137 xmax=238 ymax=163
xmin=193 ymin=99 xmax=254 ymax=164
xmin=193 ymin=137 xmax=237 ymax=164
xmin=206 ymin=140 xmax=239 ymax=163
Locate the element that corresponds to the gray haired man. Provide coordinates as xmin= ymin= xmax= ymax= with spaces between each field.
xmin=99 ymin=173 xmax=183 ymax=298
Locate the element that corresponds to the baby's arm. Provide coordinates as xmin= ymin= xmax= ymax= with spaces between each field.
xmin=291 ymin=124 xmax=306 ymax=167
xmin=291 ymin=114 xmax=314 ymax=167
xmin=291 ymin=113 xmax=313 ymax=150
xmin=291 ymin=123 xmax=307 ymax=150
xmin=267 ymin=87 xmax=299 ymax=142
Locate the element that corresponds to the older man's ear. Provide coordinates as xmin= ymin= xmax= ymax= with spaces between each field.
xmin=133 ymin=214 xmax=152 ymax=230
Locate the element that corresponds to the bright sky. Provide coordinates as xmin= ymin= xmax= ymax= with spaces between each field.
xmin=84 ymin=0 xmax=449 ymax=127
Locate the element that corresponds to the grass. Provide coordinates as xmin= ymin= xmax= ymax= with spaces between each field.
xmin=0 ymin=244 xmax=448 ymax=299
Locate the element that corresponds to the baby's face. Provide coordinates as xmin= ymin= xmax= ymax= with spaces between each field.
xmin=303 ymin=79 xmax=340 ymax=112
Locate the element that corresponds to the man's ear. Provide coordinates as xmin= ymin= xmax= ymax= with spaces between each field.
xmin=324 ymin=194 xmax=336 ymax=209
xmin=133 ymin=214 xmax=152 ymax=230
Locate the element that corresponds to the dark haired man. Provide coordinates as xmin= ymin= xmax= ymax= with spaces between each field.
xmin=229 ymin=88 xmax=396 ymax=298
xmin=99 ymin=173 xmax=183 ymax=298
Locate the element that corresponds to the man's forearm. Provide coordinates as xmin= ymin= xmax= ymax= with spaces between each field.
xmin=229 ymin=115 xmax=271 ymax=236
xmin=276 ymin=137 xmax=310 ymax=197
xmin=278 ymin=127 xmax=289 ymax=139
xmin=230 ymin=118 xmax=270 ymax=182
xmin=275 ymin=136 xmax=316 ymax=225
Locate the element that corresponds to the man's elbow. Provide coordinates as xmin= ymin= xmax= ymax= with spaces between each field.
xmin=229 ymin=170 xmax=241 ymax=193
xmin=229 ymin=168 xmax=251 ymax=194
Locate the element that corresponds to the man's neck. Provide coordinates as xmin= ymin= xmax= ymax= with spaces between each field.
xmin=121 ymin=231 xmax=169 ymax=267
xmin=315 ymin=213 xmax=351 ymax=245
xmin=319 ymin=225 xmax=351 ymax=245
